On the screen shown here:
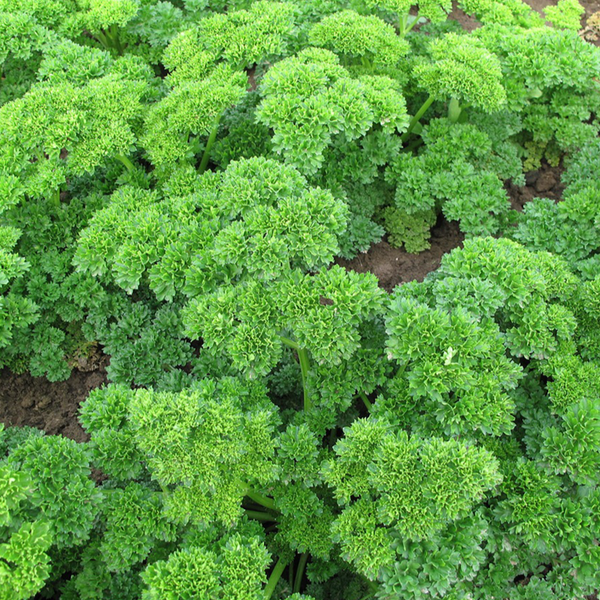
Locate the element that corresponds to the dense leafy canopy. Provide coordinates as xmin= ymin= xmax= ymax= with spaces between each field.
xmin=1 ymin=0 xmax=599 ymax=598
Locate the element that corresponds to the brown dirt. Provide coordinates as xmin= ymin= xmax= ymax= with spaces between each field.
xmin=336 ymin=217 xmax=464 ymax=292
xmin=0 ymin=358 xmax=108 ymax=443
xmin=506 ymin=161 xmax=566 ymax=211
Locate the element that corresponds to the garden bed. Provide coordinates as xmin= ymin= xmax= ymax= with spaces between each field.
xmin=1 ymin=1 xmax=600 ymax=599
xmin=0 ymin=158 xmax=568 ymax=437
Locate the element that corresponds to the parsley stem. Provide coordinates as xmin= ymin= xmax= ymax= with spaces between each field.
xmin=199 ymin=119 xmax=220 ymax=174
xmin=237 ymin=480 xmax=276 ymax=511
xmin=404 ymin=14 xmax=419 ymax=34
xmin=293 ymin=553 xmax=309 ymax=593
xmin=360 ymin=391 xmax=372 ymax=411
xmin=279 ymin=336 xmax=312 ymax=411
xmin=400 ymin=13 xmax=419 ymax=35
xmin=401 ymin=94 xmax=434 ymax=142
xmin=115 ymin=154 xmax=135 ymax=173
xmin=245 ymin=509 xmax=277 ymax=522
xmin=264 ymin=557 xmax=287 ymax=600
xmin=297 ymin=347 xmax=311 ymax=412
xmin=94 ymin=30 xmax=110 ymax=51
xmin=280 ymin=335 xmax=300 ymax=350
xmin=448 ymin=97 xmax=462 ymax=123
xmin=108 ymin=24 xmax=124 ymax=55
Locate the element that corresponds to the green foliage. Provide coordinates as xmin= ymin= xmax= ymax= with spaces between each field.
xmin=0 ymin=428 xmax=98 ymax=599
xmin=458 ymin=0 xmax=544 ymax=27
xmin=0 ymin=0 xmax=141 ymax=52
xmin=562 ymin=137 xmax=600 ymax=194
xmin=385 ymin=296 xmax=522 ymax=436
xmin=6 ymin=435 xmax=98 ymax=547
xmin=510 ymin=140 xmax=600 ymax=274
xmin=0 ymin=191 xmax=38 ymax=350
xmin=511 ymin=187 xmax=600 ymax=270
xmin=76 ymin=158 xmax=347 ymax=299
xmin=308 ymin=10 xmax=410 ymax=71
xmin=324 ymin=423 xmax=501 ymax=577
xmin=0 ymin=9 xmax=52 ymax=67
xmin=142 ymin=526 xmax=271 ymax=600
xmin=164 ymin=1 xmax=295 ymax=83
xmin=0 ymin=520 xmax=53 ymax=600
xmin=311 ymin=130 xmax=398 ymax=258
xmin=475 ymin=24 xmax=600 ymax=166
xmin=0 ymin=0 xmax=73 ymax=32
xmin=385 ymin=118 xmax=513 ymax=243
xmin=79 ymin=384 xmax=146 ymax=480
xmin=257 ymin=47 xmax=409 ymax=174
xmin=363 ymin=0 xmax=453 ymax=25
xmin=0 ymin=75 xmax=145 ymax=198
xmin=544 ymin=0 xmax=585 ymax=31
xmin=414 ymin=32 xmax=506 ymax=113
xmin=0 ymin=188 xmax=107 ymax=380
xmin=37 ymin=37 xmax=155 ymax=87
xmin=2 ymin=3 xmax=600 ymax=599
xmin=184 ymin=266 xmax=384 ymax=379
xmin=141 ymin=66 xmax=247 ymax=171
xmin=426 ymin=237 xmax=579 ymax=360
xmin=211 ymin=91 xmax=273 ymax=168
xmin=130 ymin=380 xmax=279 ymax=526
xmin=98 ymin=483 xmax=178 ymax=571
xmin=125 ymin=0 xmax=186 ymax=60
xmin=382 ymin=205 xmax=436 ymax=252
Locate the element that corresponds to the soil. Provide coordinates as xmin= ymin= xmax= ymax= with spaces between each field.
xmin=0 ymin=358 xmax=108 ymax=442
xmin=506 ymin=160 xmax=566 ymax=211
xmin=336 ymin=217 xmax=464 ymax=292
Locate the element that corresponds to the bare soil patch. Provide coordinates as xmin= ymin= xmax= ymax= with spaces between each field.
xmin=336 ymin=217 xmax=464 ymax=292
xmin=0 ymin=358 xmax=108 ymax=442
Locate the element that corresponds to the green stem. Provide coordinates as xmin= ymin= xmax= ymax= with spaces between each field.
xmin=53 ymin=187 xmax=60 ymax=207
xmin=404 ymin=14 xmax=420 ymax=34
xmin=245 ymin=488 xmax=276 ymax=511
xmin=93 ymin=30 xmax=110 ymax=51
xmin=359 ymin=391 xmax=372 ymax=412
xmin=279 ymin=335 xmax=312 ymax=411
xmin=401 ymin=94 xmax=435 ymax=143
xmin=199 ymin=119 xmax=221 ymax=174
xmin=236 ymin=480 xmax=276 ymax=511
xmin=293 ymin=553 xmax=309 ymax=594
xmin=394 ymin=362 xmax=408 ymax=379
xmin=280 ymin=335 xmax=300 ymax=351
xmin=264 ymin=558 xmax=287 ymax=600
xmin=245 ymin=509 xmax=277 ymax=522
xmin=297 ymin=347 xmax=311 ymax=412
xmin=115 ymin=154 xmax=135 ymax=173
xmin=447 ymin=97 xmax=462 ymax=123
xmin=108 ymin=24 xmax=124 ymax=55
